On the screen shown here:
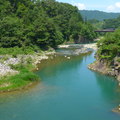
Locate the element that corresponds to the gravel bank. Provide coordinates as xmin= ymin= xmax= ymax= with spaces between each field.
xmin=0 ymin=51 xmax=55 ymax=78
xmin=58 ymin=43 xmax=97 ymax=55
xmin=58 ymin=43 xmax=97 ymax=50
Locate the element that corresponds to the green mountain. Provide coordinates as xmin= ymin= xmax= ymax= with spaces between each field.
xmin=80 ymin=10 xmax=120 ymax=21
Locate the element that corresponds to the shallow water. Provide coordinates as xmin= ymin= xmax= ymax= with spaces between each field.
xmin=0 ymin=52 xmax=120 ymax=120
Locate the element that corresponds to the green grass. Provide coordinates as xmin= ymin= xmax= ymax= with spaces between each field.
xmin=0 ymin=46 xmax=54 ymax=92
xmin=0 ymin=62 xmax=40 ymax=92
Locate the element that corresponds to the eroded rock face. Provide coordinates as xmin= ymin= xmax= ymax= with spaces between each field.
xmin=88 ymin=57 xmax=120 ymax=81
xmin=88 ymin=60 xmax=110 ymax=75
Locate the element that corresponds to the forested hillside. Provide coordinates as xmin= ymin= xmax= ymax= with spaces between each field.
xmin=80 ymin=10 xmax=120 ymax=21
xmin=89 ymin=15 xmax=120 ymax=30
xmin=102 ymin=16 xmax=120 ymax=29
xmin=0 ymin=0 xmax=96 ymax=52
xmin=89 ymin=29 xmax=120 ymax=82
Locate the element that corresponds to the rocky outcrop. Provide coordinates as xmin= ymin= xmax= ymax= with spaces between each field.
xmin=88 ymin=57 xmax=120 ymax=81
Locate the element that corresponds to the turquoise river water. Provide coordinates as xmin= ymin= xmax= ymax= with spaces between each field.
xmin=0 ymin=52 xmax=120 ymax=120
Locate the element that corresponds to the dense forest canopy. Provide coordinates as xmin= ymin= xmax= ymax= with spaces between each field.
xmin=0 ymin=0 xmax=96 ymax=50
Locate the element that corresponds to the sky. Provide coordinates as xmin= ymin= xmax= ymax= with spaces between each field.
xmin=57 ymin=0 xmax=120 ymax=12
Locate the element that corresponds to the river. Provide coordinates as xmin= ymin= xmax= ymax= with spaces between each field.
xmin=0 ymin=52 xmax=120 ymax=120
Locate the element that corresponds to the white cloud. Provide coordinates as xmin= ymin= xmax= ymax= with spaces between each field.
xmin=107 ymin=5 xmax=115 ymax=11
xmin=107 ymin=2 xmax=120 ymax=12
xmin=115 ymin=2 xmax=120 ymax=8
xmin=73 ymin=3 xmax=86 ymax=10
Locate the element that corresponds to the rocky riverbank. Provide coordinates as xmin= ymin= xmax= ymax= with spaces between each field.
xmin=58 ymin=43 xmax=97 ymax=55
xmin=88 ymin=58 xmax=120 ymax=82
xmin=88 ymin=52 xmax=120 ymax=114
xmin=0 ymin=50 xmax=55 ymax=92
xmin=0 ymin=43 xmax=96 ymax=78
xmin=58 ymin=43 xmax=97 ymax=50
xmin=0 ymin=51 xmax=55 ymax=78
xmin=0 ymin=43 xmax=97 ymax=92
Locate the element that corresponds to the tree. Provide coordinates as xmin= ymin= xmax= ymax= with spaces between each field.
xmin=97 ymin=29 xmax=120 ymax=60
xmin=0 ymin=16 xmax=23 ymax=47
xmin=0 ymin=0 xmax=96 ymax=49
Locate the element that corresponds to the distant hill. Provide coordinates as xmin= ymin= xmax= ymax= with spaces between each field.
xmin=80 ymin=10 xmax=120 ymax=21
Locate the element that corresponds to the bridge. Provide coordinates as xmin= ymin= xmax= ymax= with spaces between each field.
xmin=94 ymin=28 xmax=115 ymax=33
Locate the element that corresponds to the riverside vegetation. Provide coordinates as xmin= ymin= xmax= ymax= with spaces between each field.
xmin=88 ymin=29 xmax=120 ymax=83
xmin=0 ymin=0 xmax=97 ymax=92
xmin=0 ymin=50 xmax=55 ymax=92
xmin=88 ymin=28 xmax=120 ymax=113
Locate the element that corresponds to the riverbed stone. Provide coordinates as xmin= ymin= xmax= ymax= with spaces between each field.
xmin=0 ymin=51 xmax=55 ymax=78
